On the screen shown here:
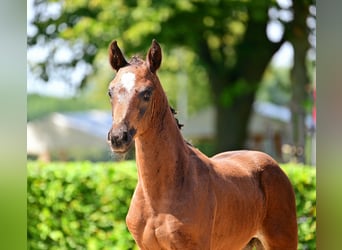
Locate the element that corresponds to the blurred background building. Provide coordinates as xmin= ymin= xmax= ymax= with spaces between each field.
xmin=27 ymin=100 xmax=315 ymax=164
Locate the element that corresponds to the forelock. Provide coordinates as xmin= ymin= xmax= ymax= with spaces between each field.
xmin=129 ymin=56 xmax=144 ymax=65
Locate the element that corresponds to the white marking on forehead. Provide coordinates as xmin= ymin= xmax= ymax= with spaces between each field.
xmin=120 ymin=72 xmax=136 ymax=92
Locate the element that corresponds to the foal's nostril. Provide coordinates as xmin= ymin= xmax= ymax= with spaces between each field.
xmin=109 ymin=131 xmax=129 ymax=147
xmin=108 ymin=125 xmax=133 ymax=149
xmin=122 ymin=131 xmax=128 ymax=143
xmin=111 ymin=134 xmax=121 ymax=147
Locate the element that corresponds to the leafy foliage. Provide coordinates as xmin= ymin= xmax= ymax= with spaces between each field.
xmin=256 ymin=66 xmax=292 ymax=106
xmin=282 ymin=164 xmax=316 ymax=250
xmin=28 ymin=161 xmax=316 ymax=249
xmin=27 ymin=161 xmax=138 ymax=250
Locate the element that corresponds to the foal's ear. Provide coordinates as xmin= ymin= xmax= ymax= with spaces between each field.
xmin=109 ymin=40 xmax=128 ymax=71
xmin=146 ymin=39 xmax=162 ymax=73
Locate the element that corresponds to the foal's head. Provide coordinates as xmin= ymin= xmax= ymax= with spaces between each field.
xmin=107 ymin=40 xmax=168 ymax=153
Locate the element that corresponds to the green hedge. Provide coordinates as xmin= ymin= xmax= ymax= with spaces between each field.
xmin=28 ymin=161 xmax=138 ymax=250
xmin=27 ymin=161 xmax=316 ymax=249
xmin=282 ymin=164 xmax=316 ymax=250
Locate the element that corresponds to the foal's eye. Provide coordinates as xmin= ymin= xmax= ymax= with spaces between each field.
xmin=142 ymin=90 xmax=152 ymax=102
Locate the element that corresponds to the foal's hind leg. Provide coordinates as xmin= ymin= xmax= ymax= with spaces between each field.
xmin=260 ymin=165 xmax=298 ymax=249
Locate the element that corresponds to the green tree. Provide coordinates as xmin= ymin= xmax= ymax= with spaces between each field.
xmin=28 ymin=0 xmax=315 ymax=153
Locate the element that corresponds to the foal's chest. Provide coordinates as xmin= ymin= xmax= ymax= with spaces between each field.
xmin=141 ymin=214 xmax=184 ymax=248
xmin=130 ymin=211 xmax=199 ymax=250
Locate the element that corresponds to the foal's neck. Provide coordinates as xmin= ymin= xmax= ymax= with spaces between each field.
xmin=135 ymin=106 xmax=189 ymax=204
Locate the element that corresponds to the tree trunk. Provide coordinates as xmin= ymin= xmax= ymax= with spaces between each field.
xmin=215 ymin=92 xmax=256 ymax=153
xmin=288 ymin=1 xmax=311 ymax=163
xmin=290 ymin=40 xmax=309 ymax=163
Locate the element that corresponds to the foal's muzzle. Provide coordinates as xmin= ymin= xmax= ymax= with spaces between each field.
xmin=107 ymin=123 xmax=136 ymax=153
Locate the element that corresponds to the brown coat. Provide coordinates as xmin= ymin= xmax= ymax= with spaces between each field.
xmin=107 ymin=40 xmax=298 ymax=250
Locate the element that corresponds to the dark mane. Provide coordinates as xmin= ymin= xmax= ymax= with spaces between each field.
xmin=170 ymin=106 xmax=184 ymax=130
xmin=170 ymin=106 xmax=192 ymax=146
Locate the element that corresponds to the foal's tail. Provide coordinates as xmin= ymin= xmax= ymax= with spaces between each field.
xmin=258 ymin=161 xmax=298 ymax=249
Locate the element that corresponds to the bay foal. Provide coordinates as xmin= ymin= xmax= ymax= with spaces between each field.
xmin=107 ymin=40 xmax=298 ymax=250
